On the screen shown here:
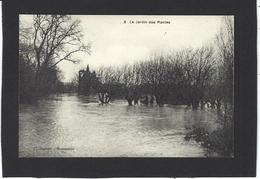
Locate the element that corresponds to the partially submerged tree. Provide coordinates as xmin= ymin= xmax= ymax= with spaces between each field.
xmin=183 ymin=47 xmax=215 ymax=109
xmin=67 ymin=17 xmax=233 ymax=111
xmin=215 ymin=17 xmax=234 ymax=108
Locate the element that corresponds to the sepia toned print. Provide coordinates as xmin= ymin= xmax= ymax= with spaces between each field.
xmin=19 ymin=15 xmax=234 ymax=157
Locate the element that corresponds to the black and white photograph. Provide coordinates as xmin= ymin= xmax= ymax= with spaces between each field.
xmin=18 ymin=15 xmax=234 ymax=158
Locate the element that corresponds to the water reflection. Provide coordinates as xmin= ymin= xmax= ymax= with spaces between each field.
xmin=19 ymin=93 xmax=220 ymax=157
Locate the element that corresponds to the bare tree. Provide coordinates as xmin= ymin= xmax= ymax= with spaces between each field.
xmin=96 ymin=66 xmax=125 ymax=103
xmin=23 ymin=15 xmax=90 ymax=94
xmin=215 ymin=17 xmax=234 ymax=106
xmin=182 ymin=47 xmax=215 ymax=109
xmin=214 ymin=16 xmax=234 ymax=122
xmin=135 ymin=54 xmax=170 ymax=106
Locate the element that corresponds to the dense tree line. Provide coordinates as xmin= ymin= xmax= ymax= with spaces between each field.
xmin=93 ymin=47 xmax=214 ymax=108
xmin=77 ymin=17 xmax=234 ymax=129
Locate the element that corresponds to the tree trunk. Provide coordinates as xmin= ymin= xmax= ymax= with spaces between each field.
xmin=33 ymin=67 xmax=41 ymax=97
xmin=98 ymin=92 xmax=110 ymax=104
xmin=155 ymin=94 xmax=164 ymax=106
xmin=125 ymin=96 xmax=133 ymax=106
xmin=134 ymin=98 xmax=138 ymax=105
xmin=150 ymin=95 xmax=154 ymax=105
xmin=192 ymin=100 xmax=199 ymax=110
xmin=216 ymin=99 xmax=221 ymax=111
xmin=200 ymin=101 xmax=205 ymax=110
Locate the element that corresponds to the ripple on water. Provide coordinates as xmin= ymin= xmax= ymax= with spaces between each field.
xmin=19 ymin=93 xmax=219 ymax=157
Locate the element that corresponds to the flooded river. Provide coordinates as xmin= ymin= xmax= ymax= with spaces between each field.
xmin=19 ymin=93 xmax=220 ymax=157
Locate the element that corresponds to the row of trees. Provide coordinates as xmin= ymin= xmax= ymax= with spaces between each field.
xmin=75 ymin=17 xmax=233 ymax=114
xmin=92 ymin=46 xmax=223 ymax=109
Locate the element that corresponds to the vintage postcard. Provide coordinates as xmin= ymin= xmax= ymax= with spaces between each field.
xmin=19 ymin=15 xmax=234 ymax=158
xmin=2 ymin=0 xmax=257 ymax=177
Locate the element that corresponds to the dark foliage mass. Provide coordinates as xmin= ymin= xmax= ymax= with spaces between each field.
xmin=185 ymin=117 xmax=234 ymax=157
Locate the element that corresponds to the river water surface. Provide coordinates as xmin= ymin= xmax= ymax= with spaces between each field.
xmin=19 ymin=93 xmax=220 ymax=157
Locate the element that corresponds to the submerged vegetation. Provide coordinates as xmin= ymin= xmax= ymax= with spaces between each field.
xmin=19 ymin=15 xmax=234 ymax=156
xmin=185 ymin=114 xmax=234 ymax=157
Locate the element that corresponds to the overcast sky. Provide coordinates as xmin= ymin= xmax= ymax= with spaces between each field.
xmin=20 ymin=15 xmax=230 ymax=82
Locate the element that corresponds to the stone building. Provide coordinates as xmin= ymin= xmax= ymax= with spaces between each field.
xmin=78 ymin=65 xmax=100 ymax=95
